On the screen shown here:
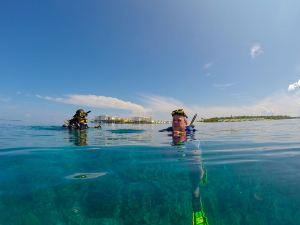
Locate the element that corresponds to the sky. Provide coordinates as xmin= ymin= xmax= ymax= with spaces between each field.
xmin=1 ymin=0 xmax=300 ymax=124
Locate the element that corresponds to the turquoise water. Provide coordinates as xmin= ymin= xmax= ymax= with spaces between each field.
xmin=1 ymin=120 xmax=300 ymax=225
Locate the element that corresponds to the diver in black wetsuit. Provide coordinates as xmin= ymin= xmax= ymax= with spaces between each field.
xmin=64 ymin=109 xmax=90 ymax=130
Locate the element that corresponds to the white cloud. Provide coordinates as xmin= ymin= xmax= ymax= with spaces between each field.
xmin=36 ymin=91 xmax=300 ymax=120
xmin=141 ymin=95 xmax=191 ymax=113
xmin=288 ymin=79 xmax=300 ymax=91
xmin=250 ymin=44 xmax=264 ymax=58
xmin=190 ymin=92 xmax=300 ymax=117
xmin=213 ymin=83 xmax=235 ymax=89
xmin=36 ymin=94 xmax=148 ymax=114
xmin=203 ymin=62 xmax=214 ymax=77
xmin=203 ymin=62 xmax=213 ymax=70
xmin=140 ymin=92 xmax=300 ymax=118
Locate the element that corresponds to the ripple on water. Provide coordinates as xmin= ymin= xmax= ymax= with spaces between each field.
xmin=108 ymin=129 xmax=145 ymax=134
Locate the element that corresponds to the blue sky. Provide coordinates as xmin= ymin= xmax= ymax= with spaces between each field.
xmin=1 ymin=0 xmax=300 ymax=123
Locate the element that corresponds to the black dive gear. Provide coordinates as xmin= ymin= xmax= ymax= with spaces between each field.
xmin=64 ymin=109 xmax=91 ymax=130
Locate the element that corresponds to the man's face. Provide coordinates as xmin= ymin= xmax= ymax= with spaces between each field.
xmin=172 ymin=115 xmax=187 ymax=132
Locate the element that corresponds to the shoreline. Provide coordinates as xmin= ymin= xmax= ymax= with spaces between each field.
xmin=198 ymin=115 xmax=300 ymax=123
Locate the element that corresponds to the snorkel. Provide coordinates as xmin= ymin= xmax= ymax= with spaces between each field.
xmin=189 ymin=114 xmax=197 ymax=127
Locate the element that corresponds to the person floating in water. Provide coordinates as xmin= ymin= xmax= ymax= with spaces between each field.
xmin=166 ymin=109 xmax=208 ymax=225
xmin=63 ymin=109 xmax=91 ymax=130
xmin=159 ymin=108 xmax=197 ymax=134
xmin=63 ymin=109 xmax=102 ymax=130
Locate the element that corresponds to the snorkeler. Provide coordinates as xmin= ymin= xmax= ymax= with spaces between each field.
xmin=63 ymin=109 xmax=91 ymax=130
xmin=63 ymin=109 xmax=102 ymax=130
xmin=159 ymin=109 xmax=197 ymax=133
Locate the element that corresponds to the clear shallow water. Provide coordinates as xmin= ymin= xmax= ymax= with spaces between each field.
xmin=1 ymin=120 xmax=300 ymax=225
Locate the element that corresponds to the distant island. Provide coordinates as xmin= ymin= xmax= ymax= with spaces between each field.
xmin=199 ymin=115 xmax=298 ymax=123
xmin=91 ymin=115 xmax=170 ymax=124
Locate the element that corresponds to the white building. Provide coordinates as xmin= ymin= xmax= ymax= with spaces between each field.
xmin=132 ymin=116 xmax=153 ymax=123
xmin=94 ymin=115 xmax=109 ymax=122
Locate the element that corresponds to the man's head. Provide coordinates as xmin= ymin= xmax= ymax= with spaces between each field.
xmin=75 ymin=109 xmax=90 ymax=118
xmin=171 ymin=109 xmax=188 ymax=132
xmin=76 ymin=109 xmax=85 ymax=116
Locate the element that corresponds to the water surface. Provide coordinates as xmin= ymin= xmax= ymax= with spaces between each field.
xmin=1 ymin=120 xmax=300 ymax=225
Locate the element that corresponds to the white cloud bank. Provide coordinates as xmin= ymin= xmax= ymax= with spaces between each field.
xmin=288 ymin=79 xmax=300 ymax=92
xmin=142 ymin=92 xmax=300 ymax=118
xmin=140 ymin=95 xmax=192 ymax=115
xmin=250 ymin=44 xmax=264 ymax=59
xmin=192 ymin=92 xmax=300 ymax=117
xmin=37 ymin=91 xmax=300 ymax=119
xmin=36 ymin=94 xmax=147 ymax=114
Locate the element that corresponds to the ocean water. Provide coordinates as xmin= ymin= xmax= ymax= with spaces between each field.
xmin=1 ymin=120 xmax=300 ymax=225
